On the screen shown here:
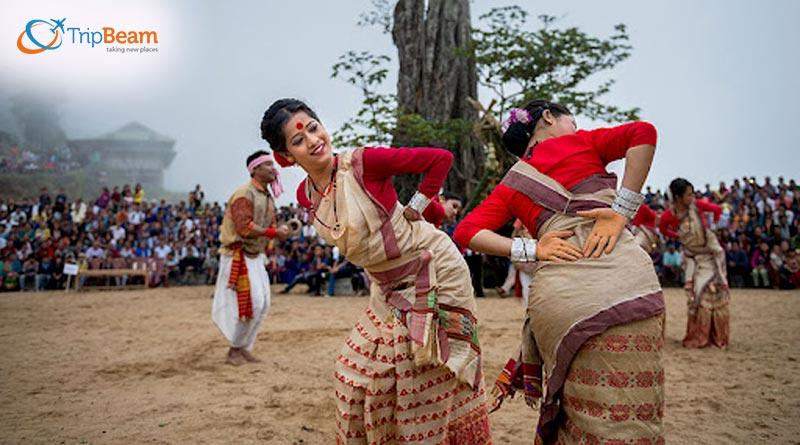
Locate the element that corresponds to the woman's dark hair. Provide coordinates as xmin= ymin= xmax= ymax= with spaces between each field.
xmin=669 ymin=178 xmax=694 ymax=200
xmin=246 ymin=150 xmax=270 ymax=175
xmin=502 ymin=100 xmax=571 ymax=157
xmin=441 ymin=191 xmax=464 ymax=206
xmin=260 ymin=98 xmax=320 ymax=153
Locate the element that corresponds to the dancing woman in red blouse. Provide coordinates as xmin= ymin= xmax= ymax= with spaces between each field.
xmin=260 ymin=99 xmax=491 ymax=445
xmin=660 ymin=178 xmax=730 ymax=349
xmin=454 ymin=100 xmax=664 ymax=445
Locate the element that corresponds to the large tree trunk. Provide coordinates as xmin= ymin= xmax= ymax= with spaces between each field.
xmin=392 ymin=0 xmax=483 ymax=202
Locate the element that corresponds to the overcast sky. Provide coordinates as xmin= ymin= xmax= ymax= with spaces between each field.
xmin=2 ymin=0 xmax=798 ymax=205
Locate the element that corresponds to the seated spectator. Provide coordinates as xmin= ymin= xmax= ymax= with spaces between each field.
xmin=783 ymin=250 xmax=800 ymax=289
xmin=268 ymin=247 xmax=287 ymax=284
xmin=154 ymin=238 xmax=172 ymax=259
xmin=327 ymin=254 xmax=354 ymax=297
xmin=726 ymin=240 xmax=750 ymax=288
xmin=20 ymin=256 xmax=38 ymax=291
xmin=85 ymin=240 xmax=105 ymax=259
xmin=350 ymin=266 xmax=368 ymax=296
xmin=51 ymin=256 xmax=66 ymax=290
xmin=134 ymin=240 xmax=151 ymax=258
xmin=751 ymin=241 xmax=771 ymax=288
xmin=36 ymin=256 xmax=55 ymax=291
xmin=2 ymin=256 xmax=20 ymax=291
xmin=164 ymin=252 xmax=180 ymax=287
xmin=203 ymin=246 xmax=219 ymax=285
xmin=661 ymin=243 xmax=684 ymax=286
xmin=178 ymin=239 xmax=201 ymax=275
xmin=768 ymin=244 xmax=786 ymax=290
xmin=280 ymin=247 xmax=328 ymax=295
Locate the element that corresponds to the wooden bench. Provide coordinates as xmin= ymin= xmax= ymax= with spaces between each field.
xmin=76 ymin=269 xmax=149 ymax=291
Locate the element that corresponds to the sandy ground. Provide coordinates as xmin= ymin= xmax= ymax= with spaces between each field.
xmin=1 ymin=285 xmax=799 ymax=445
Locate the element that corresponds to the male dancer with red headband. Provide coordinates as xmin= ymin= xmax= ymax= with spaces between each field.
xmin=212 ymin=150 xmax=290 ymax=365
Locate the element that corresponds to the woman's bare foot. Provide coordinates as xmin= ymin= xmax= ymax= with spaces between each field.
xmin=241 ymin=350 xmax=261 ymax=363
xmin=226 ymin=348 xmax=247 ymax=366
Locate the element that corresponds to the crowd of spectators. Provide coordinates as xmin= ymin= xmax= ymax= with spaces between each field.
xmin=0 ymin=146 xmax=80 ymax=174
xmin=1 ymin=175 xmax=798 ymax=294
xmin=643 ymin=176 xmax=800 ymax=290
xmin=0 ymin=183 xmax=367 ymax=295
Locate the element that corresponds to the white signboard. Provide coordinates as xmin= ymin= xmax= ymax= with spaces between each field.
xmin=63 ymin=263 xmax=79 ymax=276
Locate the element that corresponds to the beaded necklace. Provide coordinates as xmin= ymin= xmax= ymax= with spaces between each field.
xmin=309 ymin=156 xmax=340 ymax=231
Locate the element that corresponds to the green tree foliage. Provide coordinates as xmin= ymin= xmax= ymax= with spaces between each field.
xmin=470 ymin=6 xmax=639 ymax=122
xmin=332 ymin=4 xmax=641 ymax=206
xmin=330 ymin=51 xmax=396 ymax=149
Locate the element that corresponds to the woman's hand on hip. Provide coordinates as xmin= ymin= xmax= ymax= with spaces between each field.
xmin=577 ymin=208 xmax=628 ymax=258
xmin=537 ymin=230 xmax=583 ymax=262
xmin=403 ymin=206 xmax=422 ymax=222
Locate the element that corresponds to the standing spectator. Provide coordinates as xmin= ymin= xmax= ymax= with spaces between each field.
xmin=190 ymin=184 xmax=204 ymax=210
xmin=133 ymin=183 xmax=144 ymax=204
xmin=111 ymin=186 xmax=122 ymax=210
xmin=96 ymin=187 xmax=111 ymax=211
xmin=53 ymin=188 xmax=67 ymax=219
xmin=38 ymin=187 xmax=51 ymax=208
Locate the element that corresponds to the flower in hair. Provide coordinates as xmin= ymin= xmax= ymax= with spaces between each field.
xmin=502 ymin=107 xmax=532 ymax=132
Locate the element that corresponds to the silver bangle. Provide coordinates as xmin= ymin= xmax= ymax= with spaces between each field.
xmin=611 ymin=201 xmax=638 ymax=219
xmin=510 ymin=237 xmax=537 ymax=262
xmin=612 ymin=186 xmax=644 ymax=219
xmin=617 ymin=186 xmax=645 ymax=207
xmin=407 ymin=191 xmax=431 ymax=214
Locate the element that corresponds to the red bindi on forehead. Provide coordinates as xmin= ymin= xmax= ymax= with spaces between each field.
xmin=296 ymin=122 xmax=304 ymax=130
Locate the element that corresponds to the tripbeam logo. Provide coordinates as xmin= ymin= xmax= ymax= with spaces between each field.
xmin=17 ymin=17 xmax=160 ymax=55
xmin=17 ymin=18 xmax=66 ymax=54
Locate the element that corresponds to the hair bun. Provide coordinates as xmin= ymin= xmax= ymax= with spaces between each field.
xmin=502 ymin=122 xmax=530 ymax=157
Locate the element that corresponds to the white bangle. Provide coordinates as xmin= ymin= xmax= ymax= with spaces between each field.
xmin=510 ymin=237 xmax=537 ymax=262
xmin=407 ymin=191 xmax=431 ymax=214
xmin=612 ymin=186 xmax=644 ymax=219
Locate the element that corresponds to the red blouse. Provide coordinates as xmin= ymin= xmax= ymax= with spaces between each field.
xmin=632 ymin=204 xmax=657 ymax=229
xmin=659 ymin=199 xmax=722 ymax=239
xmin=453 ymin=122 xmax=657 ymax=247
xmin=297 ymin=147 xmax=451 ymax=226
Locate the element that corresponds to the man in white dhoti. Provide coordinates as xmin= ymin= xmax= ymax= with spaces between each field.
xmin=212 ymin=150 xmax=289 ymax=366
